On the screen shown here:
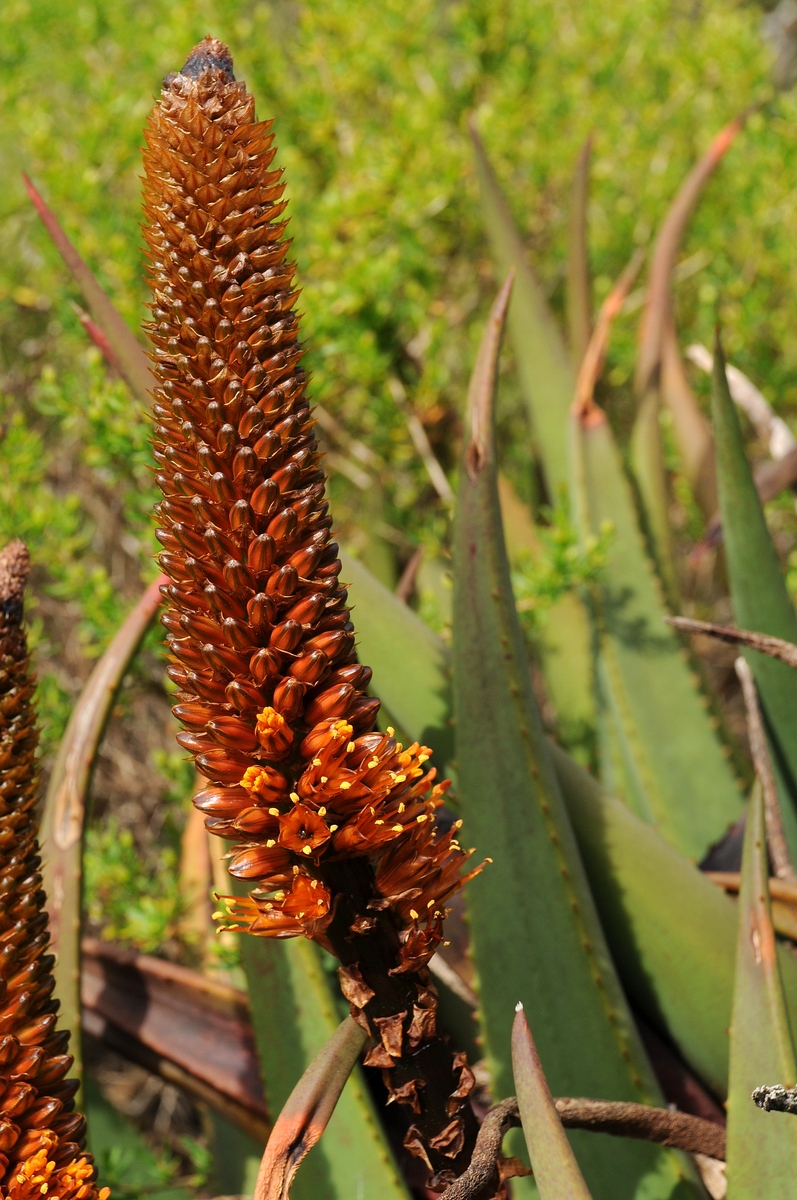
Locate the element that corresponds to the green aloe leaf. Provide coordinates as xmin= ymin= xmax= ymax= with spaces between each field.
xmin=340 ymin=548 xmax=454 ymax=769
xmin=470 ymin=124 xmax=574 ymax=495
xmin=512 ymin=1007 xmax=594 ymax=1200
xmin=712 ymin=333 xmax=797 ymax=865
xmin=726 ymin=784 xmax=797 ymax=1195
xmin=239 ymin=934 xmax=410 ymax=1200
xmin=474 ymin=130 xmax=741 ymax=860
xmin=345 ymin=551 xmax=797 ymax=1100
xmin=498 ymin=476 xmax=596 ymax=763
xmin=451 ymin=275 xmax=701 ymax=1199
xmin=629 ymin=389 xmax=679 ymax=606
xmin=570 ymin=403 xmax=743 ymax=860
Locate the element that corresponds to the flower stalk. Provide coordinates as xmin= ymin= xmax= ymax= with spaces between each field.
xmin=144 ymin=38 xmax=481 ymax=1186
xmin=0 ymin=540 xmax=108 ymax=1200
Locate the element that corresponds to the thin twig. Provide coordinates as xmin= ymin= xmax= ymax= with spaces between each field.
xmin=734 ymin=657 xmax=796 ymax=881
xmin=437 ymin=1098 xmax=520 ymax=1200
xmin=666 ymin=616 xmax=797 ymax=669
xmin=438 ymin=1096 xmax=727 ymax=1199
xmin=388 ymin=376 xmax=454 ymax=503
xmin=395 ymin=545 xmax=424 ymax=604
xmin=554 ymin=1097 xmax=725 ymax=1158
xmin=686 ymin=344 xmax=797 ymax=460
xmin=573 ymin=248 xmax=646 ymax=421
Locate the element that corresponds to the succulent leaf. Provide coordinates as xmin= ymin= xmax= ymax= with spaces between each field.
xmin=570 ymin=395 xmax=743 ymax=860
xmin=39 ymin=577 xmax=165 ymax=1086
xmin=725 ymin=782 xmax=797 ymax=1195
xmin=511 ymin=1007 xmax=594 ymax=1200
xmin=451 ymin=278 xmax=702 ymax=1198
xmin=712 ymin=331 xmax=797 ymax=866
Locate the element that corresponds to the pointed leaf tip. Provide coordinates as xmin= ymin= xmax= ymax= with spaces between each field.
xmin=465 ymin=270 xmax=514 ymax=481
xmin=511 ymin=1008 xmax=594 ymax=1200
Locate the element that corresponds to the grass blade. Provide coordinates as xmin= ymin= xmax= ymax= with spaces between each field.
xmin=512 ymin=1007 xmax=594 ymax=1200
xmin=453 ymin=276 xmax=701 ymax=1197
xmin=726 ymin=784 xmax=797 ymax=1195
xmin=39 ymin=574 xmax=165 ymax=1091
xmin=470 ymin=123 xmax=574 ymax=493
xmin=253 ymin=1016 xmax=366 ymax=1200
xmin=712 ymin=331 xmax=797 ymax=864
xmin=23 ymin=173 xmax=154 ymax=405
xmin=567 ymin=134 xmax=593 ymax=366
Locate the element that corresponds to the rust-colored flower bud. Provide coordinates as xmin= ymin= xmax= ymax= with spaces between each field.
xmin=0 ymin=542 xmax=108 ymax=1200
xmin=143 ymin=38 xmax=482 ymax=1184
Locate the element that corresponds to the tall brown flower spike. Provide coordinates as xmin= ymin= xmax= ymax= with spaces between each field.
xmin=0 ymin=541 xmax=109 ymax=1200
xmin=144 ymin=37 xmax=481 ymax=1186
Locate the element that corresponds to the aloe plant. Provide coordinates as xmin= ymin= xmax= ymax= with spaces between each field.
xmin=13 ymin=28 xmax=797 ymax=1200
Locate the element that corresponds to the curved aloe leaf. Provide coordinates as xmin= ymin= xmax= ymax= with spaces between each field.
xmin=23 ymin=173 xmax=154 ymax=405
xmin=512 ymin=1007 xmax=594 ymax=1200
xmin=39 ymin=574 xmax=165 ymax=1093
xmin=239 ymin=934 xmax=409 ymax=1200
xmin=253 ymin=1016 xmax=366 ymax=1200
xmin=660 ymin=324 xmax=717 ymax=518
xmin=635 ymin=114 xmax=747 ymax=399
xmin=712 ymin=333 xmax=797 ymax=864
xmin=566 ymin=135 xmax=593 ymax=367
xmin=726 ymin=785 xmax=797 ymax=1195
xmin=452 ymin=276 xmax=701 ymax=1198
xmin=470 ymin=123 xmax=574 ymax=495
xmin=470 ymin=127 xmax=596 ymax=752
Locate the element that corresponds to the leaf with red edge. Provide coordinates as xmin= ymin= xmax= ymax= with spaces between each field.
xmin=23 ymin=173 xmax=154 ymax=404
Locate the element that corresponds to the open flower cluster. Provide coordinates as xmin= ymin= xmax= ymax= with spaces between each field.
xmin=0 ymin=542 xmax=108 ymax=1200
xmin=144 ymin=39 xmax=480 ymax=1184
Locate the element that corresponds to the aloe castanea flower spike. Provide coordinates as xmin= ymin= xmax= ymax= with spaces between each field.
xmin=143 ymin=38 xmax=482 ymax=1186
xmin=0 ymin=540 xmax=109 ymax=1200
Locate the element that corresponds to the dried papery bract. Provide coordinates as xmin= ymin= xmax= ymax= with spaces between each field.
xmin=0 ymin=541 xmax=108 ymax=1200
xmin=143 ymin=37 xmax=481 ymax=1185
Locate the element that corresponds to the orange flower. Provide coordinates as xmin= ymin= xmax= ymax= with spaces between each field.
xmin=2 ymin=1132 xmax=109 ymax=1200
xmin=255 ymin=706 xmax=294 ymax=758
xmin=277 ymin=803 xmax=331 ymax=855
